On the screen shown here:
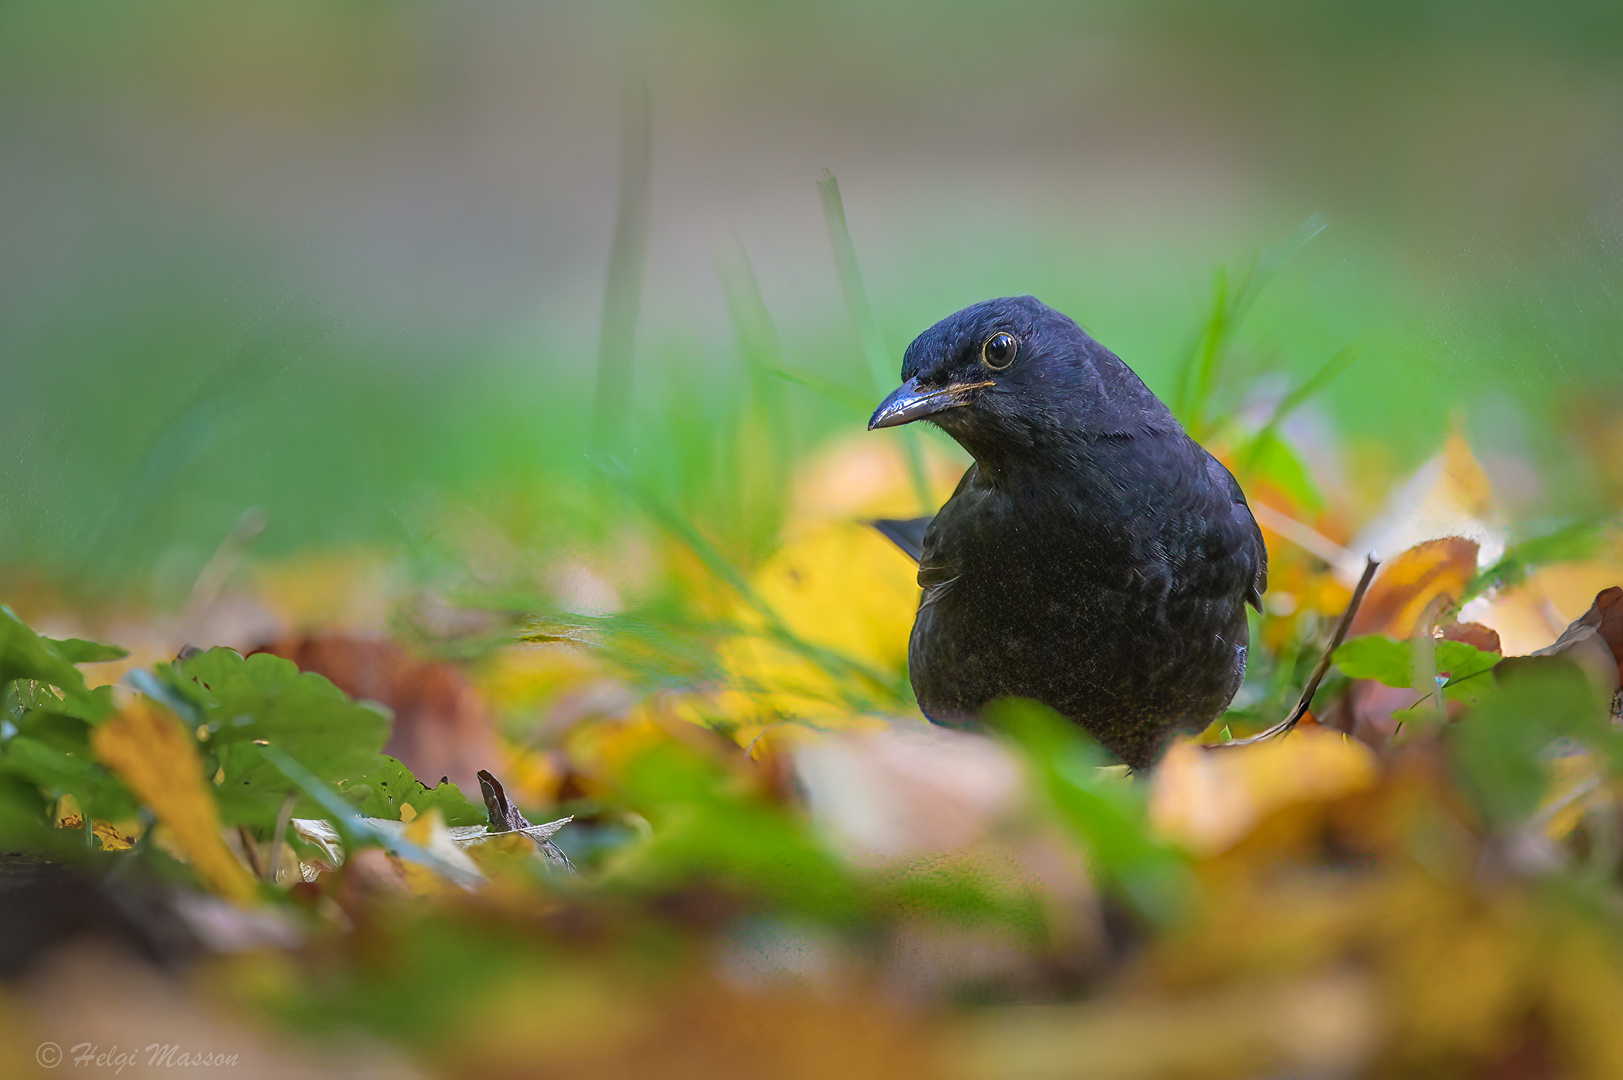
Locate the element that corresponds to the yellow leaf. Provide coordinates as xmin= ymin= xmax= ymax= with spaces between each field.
xmin=53 ymin=792 xmax=83 ymax=830
xmin=1349 ymin=431 xmax=1503 ymax=580
xmin=788 ymin=435 xmax=964 ymax=526
xmin=91 ymin=818 xmax=143 ymax=852
xmin=1539 ymin=751 xmax=1606 ymax=843
xmin=1150 ymin=729 xmax=1379 ymax=855
xmin=396 ymin=806 xmax=482 ymax=895
xmin=717 ymin=521 xmax=915 ymax=727
xmin=91 ymin=699 xmax=259 ymax=903
xmin=1472 ymin=549 xmax=1623 ymax=656
xmin=493 ymin=735 xmax=563 ymax=808
xmin=474 ymin=642 xmax=605 ymax=720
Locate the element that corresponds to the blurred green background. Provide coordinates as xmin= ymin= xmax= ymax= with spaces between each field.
xmin=4 ymin=0 xmax=1622 ymax=602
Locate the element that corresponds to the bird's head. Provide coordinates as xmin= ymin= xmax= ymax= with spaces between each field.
xmin=868 ymin=296 xmax=1176 ymax=464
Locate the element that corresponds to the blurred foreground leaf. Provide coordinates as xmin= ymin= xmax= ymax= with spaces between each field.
xmin=987 ymin=699 xmax=1189 ymax=923
xmin=91 ymin=698 xmax=259 ymax=902
xmin=1451 ymin=662 xmax=1618 ymax=829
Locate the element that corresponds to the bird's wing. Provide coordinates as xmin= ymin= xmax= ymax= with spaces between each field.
xmin=868 ymin=516 xmax=933 ymax=564
xmin=1209 ymin=457 xmax=1269 ymax=611
xmin=913 ymin=465 xmax=987 ymax=601
xmin=873 ymin=512 xmax=960 ymax=604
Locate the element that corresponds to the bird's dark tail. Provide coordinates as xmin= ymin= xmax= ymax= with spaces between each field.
xmin=868 ymin=516 xmax=932 ymax=564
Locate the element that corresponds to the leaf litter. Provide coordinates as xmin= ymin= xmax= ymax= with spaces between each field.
xmin=4 ymin=313 xmax=1623 ymax=1077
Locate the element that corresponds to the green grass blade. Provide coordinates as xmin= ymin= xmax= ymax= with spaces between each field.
xmin=591 ymin=82 xmax=652 ymax=454
xmin=1174 ymin=216 xmax=1327 ymax=438
xmin=1240 ymin=346 xmax=1359 ymax=476
xmin=818 ymin=169 xmax=934 ymax=513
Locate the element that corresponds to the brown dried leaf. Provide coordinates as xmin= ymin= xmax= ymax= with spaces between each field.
xmin=1501 ymin=585 xmax=1623 ymax=692
xmin=251 ymin=634 xmax=498 ymax=797
xmin=1440 ymin=620 xmax=1502 ymax=655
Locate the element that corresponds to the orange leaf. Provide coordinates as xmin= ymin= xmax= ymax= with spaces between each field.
xmin=1349 ymin=537 xmax=1478 ymax=639
xmin=91 ymin=699 xmax=259 ymax=903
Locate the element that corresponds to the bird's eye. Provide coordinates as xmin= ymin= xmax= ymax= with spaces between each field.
xmin=981 ymin=332 xmax=1018 ymax=370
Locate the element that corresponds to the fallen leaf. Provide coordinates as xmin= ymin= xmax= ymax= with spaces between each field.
xmin=251 ymin=634 xmax=498 ymax=798
xmin=1150 ymin=729 xmax=1379 ymax=855
xmin=793 ymin=721 xmax=1022 ymax=865
xmin=1348 ymin=432 xmax=1503 ymax=582
xmin=396 ymin=807 xmax=483 ymax=895
xmin=1528 ymin=586 xmax=1623 ymax=688
xmin=716 ymin=520 xmax=915 ymax=727
xmin=91 ymin=699 xmax=259 ymax=903
xmin=1349 ymin=537 xmax=1479 ymax=639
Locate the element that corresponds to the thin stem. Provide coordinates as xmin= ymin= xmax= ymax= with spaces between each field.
xmin=818 ymin=169 xmax=934 ymax=513
xmin=1213 ymin=553 xmax=1381 ymax=748
xmin=267 ymin=792 xmax=297 ymax=885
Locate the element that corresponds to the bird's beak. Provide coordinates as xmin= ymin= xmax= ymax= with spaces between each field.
xmin=868 ymin=377 xmax=994 ymax=430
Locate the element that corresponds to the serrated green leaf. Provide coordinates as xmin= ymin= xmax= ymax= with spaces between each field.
xmin=0 ymin=774 xmax=57 ymax=851
xmin=340 ymin=757 xmax=486 ymax=827
xmin=1334 ymin=636 xmax=1412 ymax=686
xmin=160 ymin=648 xmax=391 ymax=827
xmin=0 ymin=611 xmax=132 ymax=831
xmin=1 ymin=735 xmax=136 ymax=820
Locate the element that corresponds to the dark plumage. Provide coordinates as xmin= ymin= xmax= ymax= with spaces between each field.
xmin=869 ymin=296 xmax=1267 ymax=769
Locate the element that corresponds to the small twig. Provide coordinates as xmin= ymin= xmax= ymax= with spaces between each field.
xmin=1212 ymin=553 xmax=1381 ymax=749
xmin=181 ymin=507 xmax=266 ymax=639
xmin=1248 ymin=502 xmax=1361 ymax=581
xmin=236 ymin=824 xmax=265 ymax=879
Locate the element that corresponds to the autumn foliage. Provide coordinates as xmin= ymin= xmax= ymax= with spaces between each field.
xmin=0 ymin=420 xmax=1620 ymax=1079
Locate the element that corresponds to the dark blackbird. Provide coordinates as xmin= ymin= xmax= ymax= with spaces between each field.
xmin=869 ymin=296 xmax=1267 ymax=769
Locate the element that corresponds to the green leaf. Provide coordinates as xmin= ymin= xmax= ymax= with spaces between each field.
xmin=260 ymin=745 xmax=483 ymax=887
xmin=984 ymin=699 xmax=1189 ymax=923
xmin=1 ymin=735 xmax=136 ymax=821
xmin=340 ymin=757 xmax=486 ymax=827
xmin=1335 ymin=635 xmax=1500 ymax=692
xmin=45 ymin=637 xmax=130 ymax=664
xmin=1450 ymin=661 xmax=1615 ymax=828
xmin=0 ymin=607 xmax=112 ymax=722
xmin=158 ymin=648 xmax=391 ymax=828
xmin=1465 ymin=519 xmax=1610 ymax=603
xmin=0 ymin=774 xmax=58 ymax=852
xmin=0 ymin=611 xmax=133 ymax=834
